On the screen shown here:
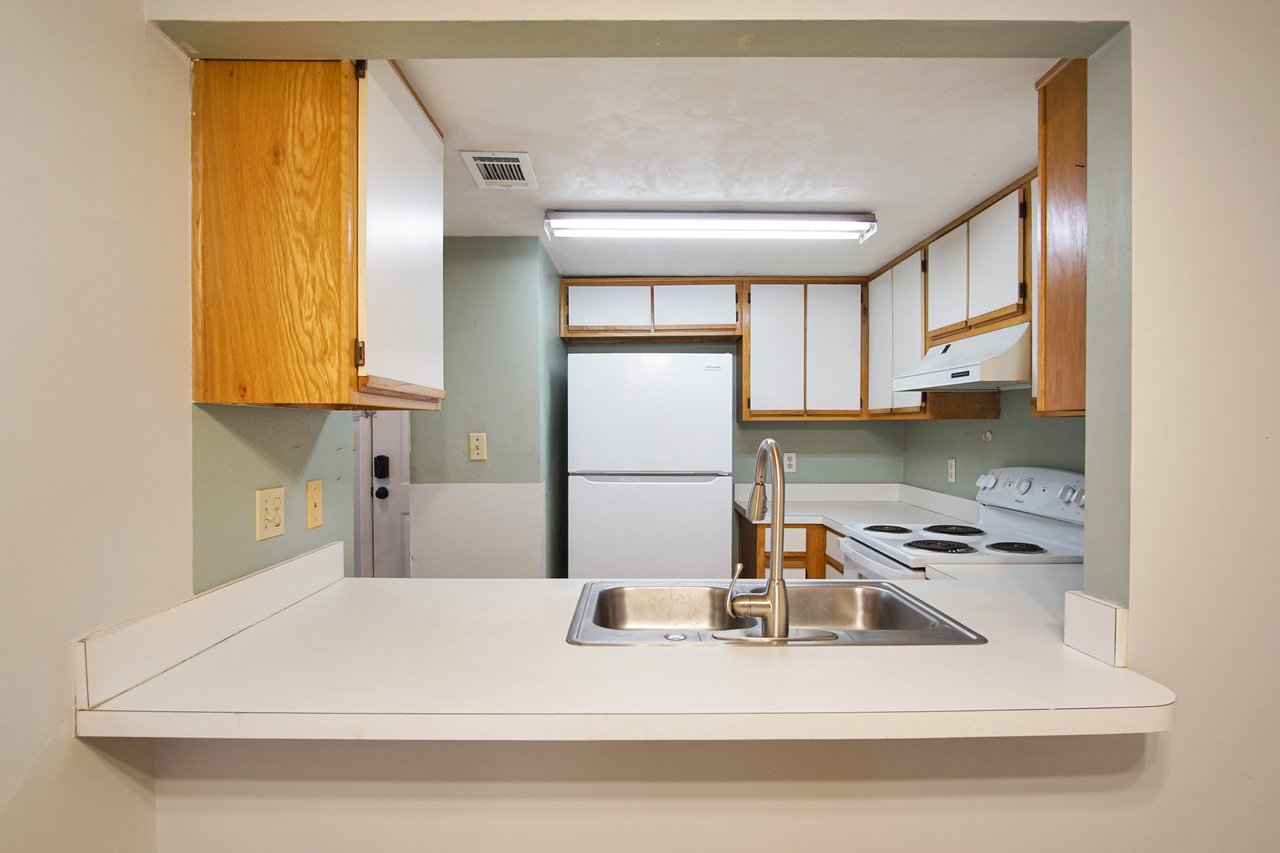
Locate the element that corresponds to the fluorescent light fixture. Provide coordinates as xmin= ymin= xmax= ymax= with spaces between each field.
xmin=543 ymin=211 xmax=877 ymax=243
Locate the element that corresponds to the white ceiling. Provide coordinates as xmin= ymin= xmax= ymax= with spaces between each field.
xmin=396 ymin=57 xmax=1054 ymax=277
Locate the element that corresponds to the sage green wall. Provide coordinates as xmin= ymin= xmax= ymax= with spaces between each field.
xmin=192 ymin=405 xmax=354 ymax=593
xmin=902 ymin=389 xmax=1085 ymax=499
xmin=1085 ymin=28 xmax=1132 ymax=605
xmin=540 ymin=246 xmax=569 ymax=577
xmin=411 ymin=238 xmax=545 ymax=484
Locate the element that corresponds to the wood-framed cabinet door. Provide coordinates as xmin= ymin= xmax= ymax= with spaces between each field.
xmin=565 ymin=284 xmax=653 ymax=331
xmin=891 ymin=252 xmax=925 ymax=411
xmin=866 ymin=271 xmax=894 ymax=414
xmin=745 ymin=283 xmax=805 ymax=415
xmin=926 ymin=224 xmax=969 ymax=340
xmin=966 ymin=189 xmax=1024 ymax=327
xmin=804 ymin=283 xmax=862 ymax=414
xmin=652 ymin=282 xmax=739 ymax=331
xmin=357 ymin=60 xmax=445 ymax=405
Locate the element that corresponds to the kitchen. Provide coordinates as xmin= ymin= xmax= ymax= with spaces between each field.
xmin=5 ymin=6 xmax=1274 ymax=850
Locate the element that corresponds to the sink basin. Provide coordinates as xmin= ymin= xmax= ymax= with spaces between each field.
xmin=567 ymin=580 xmax=986 ymax=646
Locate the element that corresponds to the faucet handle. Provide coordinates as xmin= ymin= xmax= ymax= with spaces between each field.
xmin=725 ymin=562 xmax=746 ymax=618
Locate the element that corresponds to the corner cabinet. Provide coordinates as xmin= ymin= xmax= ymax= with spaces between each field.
xmin=192 ymin=60 xmax=445 ymax=410
xmin=742 ymin=280 xmax=864 ymax=420
xmin=561 ymin=278 xmax=742 ymax=340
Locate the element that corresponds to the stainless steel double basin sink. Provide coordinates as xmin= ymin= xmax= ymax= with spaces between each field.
xmin=567 ymin=580 xmax=986 ymax=646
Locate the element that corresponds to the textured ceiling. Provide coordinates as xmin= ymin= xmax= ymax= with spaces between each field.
xmin=396 ymin=57 xmax=1053 ymax=276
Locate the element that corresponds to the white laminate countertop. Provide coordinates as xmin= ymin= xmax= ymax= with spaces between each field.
xmin=76 ymin=568 xmax=1174 ymax=741
xmin=734 ymin=499 xmax=961 ymax=535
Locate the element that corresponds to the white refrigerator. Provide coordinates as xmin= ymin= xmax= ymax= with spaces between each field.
xmin=568 ymin=352 xmax=733 ymax=579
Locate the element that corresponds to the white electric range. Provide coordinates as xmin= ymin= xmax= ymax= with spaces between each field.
xmin=838 ymin=467 xmax=1085 ymax=580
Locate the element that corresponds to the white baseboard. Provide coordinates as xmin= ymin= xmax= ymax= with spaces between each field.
xmin=1064 ymin=591 xmax=1130 ymax=667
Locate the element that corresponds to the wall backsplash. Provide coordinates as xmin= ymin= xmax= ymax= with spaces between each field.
xmin=902 ymin=388 xmax=1085 ymax=499
xmin=192 ymin=405 xmax=354 ymax=593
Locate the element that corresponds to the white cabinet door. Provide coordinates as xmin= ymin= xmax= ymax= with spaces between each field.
xmin=652 ymin=284 xmax=738 ymax=328
xmin=968 ymin=191 xmax=1022 ymax=321
xmin=805 ymin=284 xmax=861 ymax=411
xmin=747 ymin=284 xmax=805 ymax=412
xmin=566 ymin=285 xmax=652 ymax=328
xmin=361 ymin=60 xmax=445 ymax=391
xmin=1030 ymin=178 xmax=1041 ymax=399
xmin=891 ymin=252 xmax=925 ymax=410
xmin=926 ymin=223 xmax=968 ymax=335
xmin=866 ymin=271 xmax=894 ymax=412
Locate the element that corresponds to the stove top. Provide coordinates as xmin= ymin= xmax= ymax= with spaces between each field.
xmin=987 ymin=541 xmax=1048 ymax=554
xmin=905 ymin=539 xmax=978 ymax=554
xmin=851 ymin=509 xmax=1083 ymax=568
xmin=923 ymin=524 xmax=985 ymax=537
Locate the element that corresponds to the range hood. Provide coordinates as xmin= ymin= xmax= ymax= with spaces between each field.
xmin=893 ymin=323 xmax=1031 ymax=392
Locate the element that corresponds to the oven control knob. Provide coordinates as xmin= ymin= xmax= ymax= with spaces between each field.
xmin=1058 ymin=485 xmax=1077 ymax=503
xmin=1016 ymin=478 xmax=1033 ymax=495
xmin=1072 ymin=488 xmax=1086 ymax=507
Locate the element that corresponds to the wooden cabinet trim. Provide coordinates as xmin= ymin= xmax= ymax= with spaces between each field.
xmin=562 ymin=277 xmax=744 ymax=339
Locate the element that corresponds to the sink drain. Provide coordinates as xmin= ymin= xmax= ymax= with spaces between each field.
xmin=664 ymin=633 xmax=687 ymax=642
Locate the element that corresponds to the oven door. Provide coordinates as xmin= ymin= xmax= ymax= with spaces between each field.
xmin=838 ymin=537 xmax=925 ymax=580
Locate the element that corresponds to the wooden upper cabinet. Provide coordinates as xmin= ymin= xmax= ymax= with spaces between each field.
xmin=925 ymin=225 xmax=969 ymax=338
xmin=967 ymin=190 xmax=1024 ymax=325
xmin=561 ymin=278 xmax=741 ymax=339
xmin=1036 ymin=59 xmax=1088 ymax=416
xmin=866 ymin=271 xmax=894 ymax=413
xmin=192 ymin=60 xmax=445 ymax=410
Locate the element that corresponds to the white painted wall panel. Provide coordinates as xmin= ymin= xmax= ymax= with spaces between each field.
xmin=968 ymin=191 xmax=1022 ymax=319
xmin=867 ymin=271 xmax=894 ymax=411
xmin=362 ymin=60 xmax=445 ymax=390
xmin=409 ymin=483 xmax=546 ymax=577
xmin=747 ymin=284 xmax=805 ymax=411
xmin=804 ymin=284 xmax=861 ymax=411
xmin=891 ymin=253 xmax=924 ymax=409
xmin=567 ymin=285 xmax=651 ymax=327
xmin=652 ymin=284 xmax=737 ymax=327
xmin=926 ymin=223 xmax=968 ymax=333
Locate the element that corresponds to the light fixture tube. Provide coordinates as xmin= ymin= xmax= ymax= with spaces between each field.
xmin=544 ymin=211 xmax=877 ymax=243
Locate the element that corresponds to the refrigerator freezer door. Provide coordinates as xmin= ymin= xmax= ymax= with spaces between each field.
xmin=568 ymin=353 xmax=732 ymax=474
xmin=568 ymin=475 xmax=732 ymax=578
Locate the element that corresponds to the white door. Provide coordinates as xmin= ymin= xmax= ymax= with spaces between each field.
xmin=566 ymin=285 xmax=652 ymax=328
xmin=804 ymin=283 xmax=862 ymax=411
xmin=568 ymin=475 xmax=732 ymax=578
xmin=353 ymin=410 xmax=411 ymax=578
xmin=652 ymin=284 xmax=738 ymax=328
xmin=867 ymin=271 xmax=894 ymax=412
xmin=891 ymin=252 xmax=925 ymax=410
xmin=361 ymin=60 xmax=444 ymax=391
xmin=747 ymin=283 xmax=805 ymax=412
xmin=926 ymin=223 xmax=968 ymax=336
xmin=968 ymin=191 xmax=1022 ymax=321
xmin=568 ymin=353 xmax=732 ymax=474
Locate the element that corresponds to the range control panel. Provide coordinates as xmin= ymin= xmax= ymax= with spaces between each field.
xmin=975 ymin=467 xmax=1085 ymax=524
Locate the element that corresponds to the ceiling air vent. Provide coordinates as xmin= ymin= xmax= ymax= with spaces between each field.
xmin=460 ymin=151 xmax=538 ymax=189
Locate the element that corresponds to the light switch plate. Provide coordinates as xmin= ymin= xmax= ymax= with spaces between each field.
xmin=255 ymin=486 xmax=285 ymax=541
xmin=306 ymin=479 xmax=323 ymax=529
xmin=469 ymin=432 xmax=487 ymax=461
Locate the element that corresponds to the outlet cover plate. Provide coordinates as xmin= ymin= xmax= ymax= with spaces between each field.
xmin=306 ymin=479 xmax=323 ymax=529
xmin=255 ymin=486 xmax=285 ymax=541
xmin=783 ymin=453 xmax=797 ymax=473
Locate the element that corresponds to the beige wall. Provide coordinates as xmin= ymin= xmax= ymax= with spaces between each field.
xmin=149 ymin=2 xmax=1280 ymax=849
xmin=0 ymin=1 xmax=192 ymax=850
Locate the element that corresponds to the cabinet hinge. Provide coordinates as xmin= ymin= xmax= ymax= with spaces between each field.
xmin=747 ymin=396 xmax=751 ymax=408
xmin=354 ymin=60 xmax=368 ymax=79
xmin=1019 ymin=200 xmax=1028 ymax=219
xmin=747 ymin=292 xmax=751 ymax=303
xmin=1018 ymin=282 xmax=1027 ymax=301
xmin=921 ymin=258 xmax=928 ymax=274
xmin=355 ymin=339 xmax=366 ymax=367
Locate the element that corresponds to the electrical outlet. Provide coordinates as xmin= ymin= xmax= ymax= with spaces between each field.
xmin=783 ymin=452 xmax=797 ymax=474
xmin=306 ymin=479 xmax=323 ymax=529
xmin=469 ymin=432 xmax=487 ymax=461
xmin=255 ymin=486 xmax=285 ymax=541
xmin=947 ymin=458 xmax=956 ymax=483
